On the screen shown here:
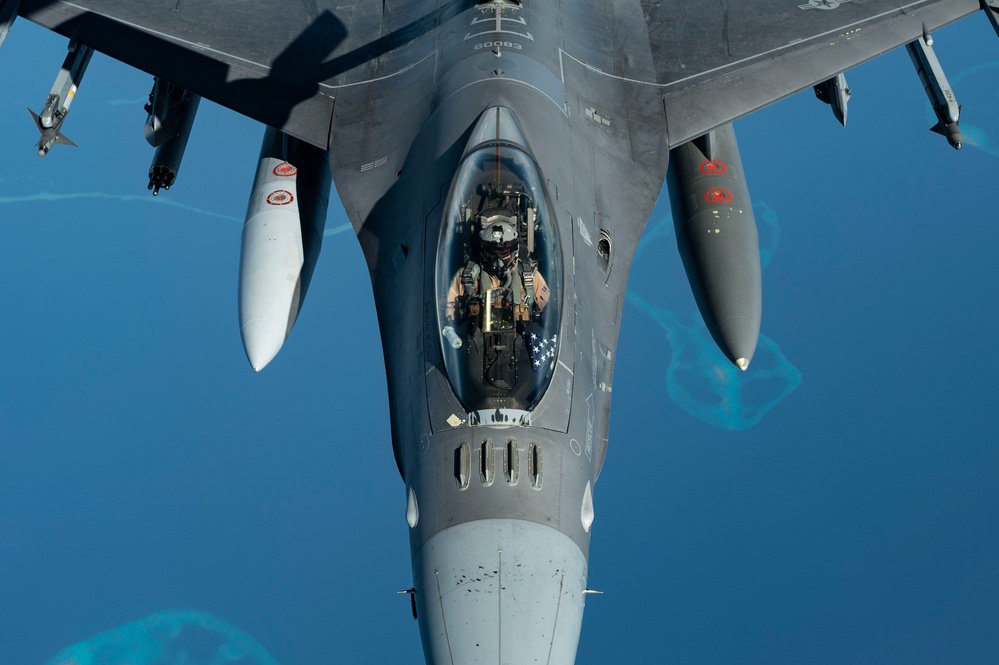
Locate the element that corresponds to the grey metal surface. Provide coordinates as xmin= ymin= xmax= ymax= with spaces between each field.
xmin=413 ymin=519 xmax=587 ymax=665
xmin=646 ymin=0 xmax=981 ymax=145
xmin=813 ymin=73 xmax=850 ymax=127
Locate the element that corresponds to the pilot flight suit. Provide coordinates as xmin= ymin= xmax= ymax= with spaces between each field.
xmin=445 ymin=257 xmax=549 ymax=322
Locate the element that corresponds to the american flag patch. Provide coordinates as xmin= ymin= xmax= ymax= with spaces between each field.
xmin=529 ymin=331 xmax=557 ymax=371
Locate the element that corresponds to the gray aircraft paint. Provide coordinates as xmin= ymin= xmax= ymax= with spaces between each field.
xmin=9 ymin=0 xmax=994 ymax=663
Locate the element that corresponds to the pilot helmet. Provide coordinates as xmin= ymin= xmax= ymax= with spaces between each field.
xmin=478 ymin=217 xmax=518 ymax=276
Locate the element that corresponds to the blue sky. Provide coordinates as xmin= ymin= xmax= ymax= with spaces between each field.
xmin=1 ymin=12 xmax=997 ymax=665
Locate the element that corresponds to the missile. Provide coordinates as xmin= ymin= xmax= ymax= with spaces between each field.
xmin=143 ymin=79 xmax=200 ymax=195
xmin=813 ymin=72 xmax=851 ymax=126
xmin=667 ymin=123 xmax=762 ymax=371
xmin=238 ymin=126 xmax=331 ymax=371
xmin=0 ymin=0 xmax=19 ymax=50
xmin=31 ymin=40 xmax=92 ymax=156
xmin=985 ymin=0 xmax=999 ymax=40
xmin=906 ymin=34 xmax=962 ymax=149
xmin=39 ymin=40 xmax=92 ymax=128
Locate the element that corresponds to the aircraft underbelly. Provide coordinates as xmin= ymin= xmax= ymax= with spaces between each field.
xmin=414 ymin=519 xmax=587 ymax=665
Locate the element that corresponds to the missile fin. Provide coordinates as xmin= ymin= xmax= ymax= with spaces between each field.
xmin=28 ymin=107 xmax=76 ymax=154
xmin=27 ymin=107 xmax=44 ymax=131
xmin=54 ymin=132 xmax=77 ymax=147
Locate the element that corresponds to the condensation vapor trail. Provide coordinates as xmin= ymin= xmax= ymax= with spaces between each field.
xmin=0 ymin=191 xmax=242 ymax=222
xmin=0 ymin=190 xmax=353 ymax=236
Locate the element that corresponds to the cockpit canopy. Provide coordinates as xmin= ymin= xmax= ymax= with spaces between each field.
xmin=436 ymin=140 xmax=562 ymax=416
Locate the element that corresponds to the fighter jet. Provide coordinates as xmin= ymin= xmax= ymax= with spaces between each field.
xmin=1 ymin=0 xmax=995 ymax=662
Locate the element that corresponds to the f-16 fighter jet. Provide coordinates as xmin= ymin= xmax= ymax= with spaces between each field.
xmin=2 ymin=0 xmax=996 ymax=662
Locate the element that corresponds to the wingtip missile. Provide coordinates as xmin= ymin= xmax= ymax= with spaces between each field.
xmin=906 ymin=35 xmax=963 ymax=150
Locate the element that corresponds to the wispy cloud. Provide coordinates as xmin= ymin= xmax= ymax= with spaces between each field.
xmin=107 ymin=97 xmax=148 ymax=107
xmin=324 ymin=222 xmax=351 ymax=236
xmin=0 ymin=189 xmax=355 ymax=233
xmin=0 ymin=190 xmax=241 ymax=222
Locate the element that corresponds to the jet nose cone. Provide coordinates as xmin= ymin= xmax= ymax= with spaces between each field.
xmin=240 ymin=318 xmax=287 ymax=371
xmin=716 ymin=315 xmax=760 ymax=370
xmin=414 ymin=519 xmax=587 ymax=665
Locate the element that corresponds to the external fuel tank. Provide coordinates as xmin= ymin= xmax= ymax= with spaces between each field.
xmin=667 ymin=123 xmax=762 ymax=370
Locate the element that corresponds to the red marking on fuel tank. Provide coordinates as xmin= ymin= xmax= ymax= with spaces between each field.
xmin=699 ymin=160 xmax=727 ymax=174
xmin=266 ymin=190 xmax=294 ymax=205
xmin=704 ymin=187 xmax=732 ymax=204
xmin=272 ymin=162 xmax=298 ymax=177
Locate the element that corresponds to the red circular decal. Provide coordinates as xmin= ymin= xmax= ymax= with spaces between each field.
xmin=272 ymin=162 xmax=298 ymax=177
xmin=699 ymin=160 xmax=727 ymax=174
xmin=266 ymin=190 xmax=294 ymax=205
xmin=704 ymin=187 xmax=732 ymax=204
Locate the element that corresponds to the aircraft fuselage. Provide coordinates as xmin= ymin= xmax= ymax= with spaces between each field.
xmin=327 ymin=1 xmax=670 ymax=661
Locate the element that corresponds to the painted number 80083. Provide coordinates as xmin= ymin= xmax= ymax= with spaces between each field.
xmin=475 ymin=41 xmax=522 ymax=49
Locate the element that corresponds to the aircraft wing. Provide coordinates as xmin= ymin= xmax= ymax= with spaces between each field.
xmin=17 ymin=0 xmax=452 ymax=149
xmin=642 ymin=0 xmax=983 ymax=147
xmin=19 ymin=0 xmax=986 ymax=151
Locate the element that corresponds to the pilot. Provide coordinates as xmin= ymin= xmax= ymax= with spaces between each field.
xmin=445 ymin=216 xmax=549 ymax=323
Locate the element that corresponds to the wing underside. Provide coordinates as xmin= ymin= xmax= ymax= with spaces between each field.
xmin=15 ymin=1 xmax=988 ymax=157
xmin=17 ymin=0 xmax=451 ymax=149
xmin=639 ymin=0 xmax=982 ymax=146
